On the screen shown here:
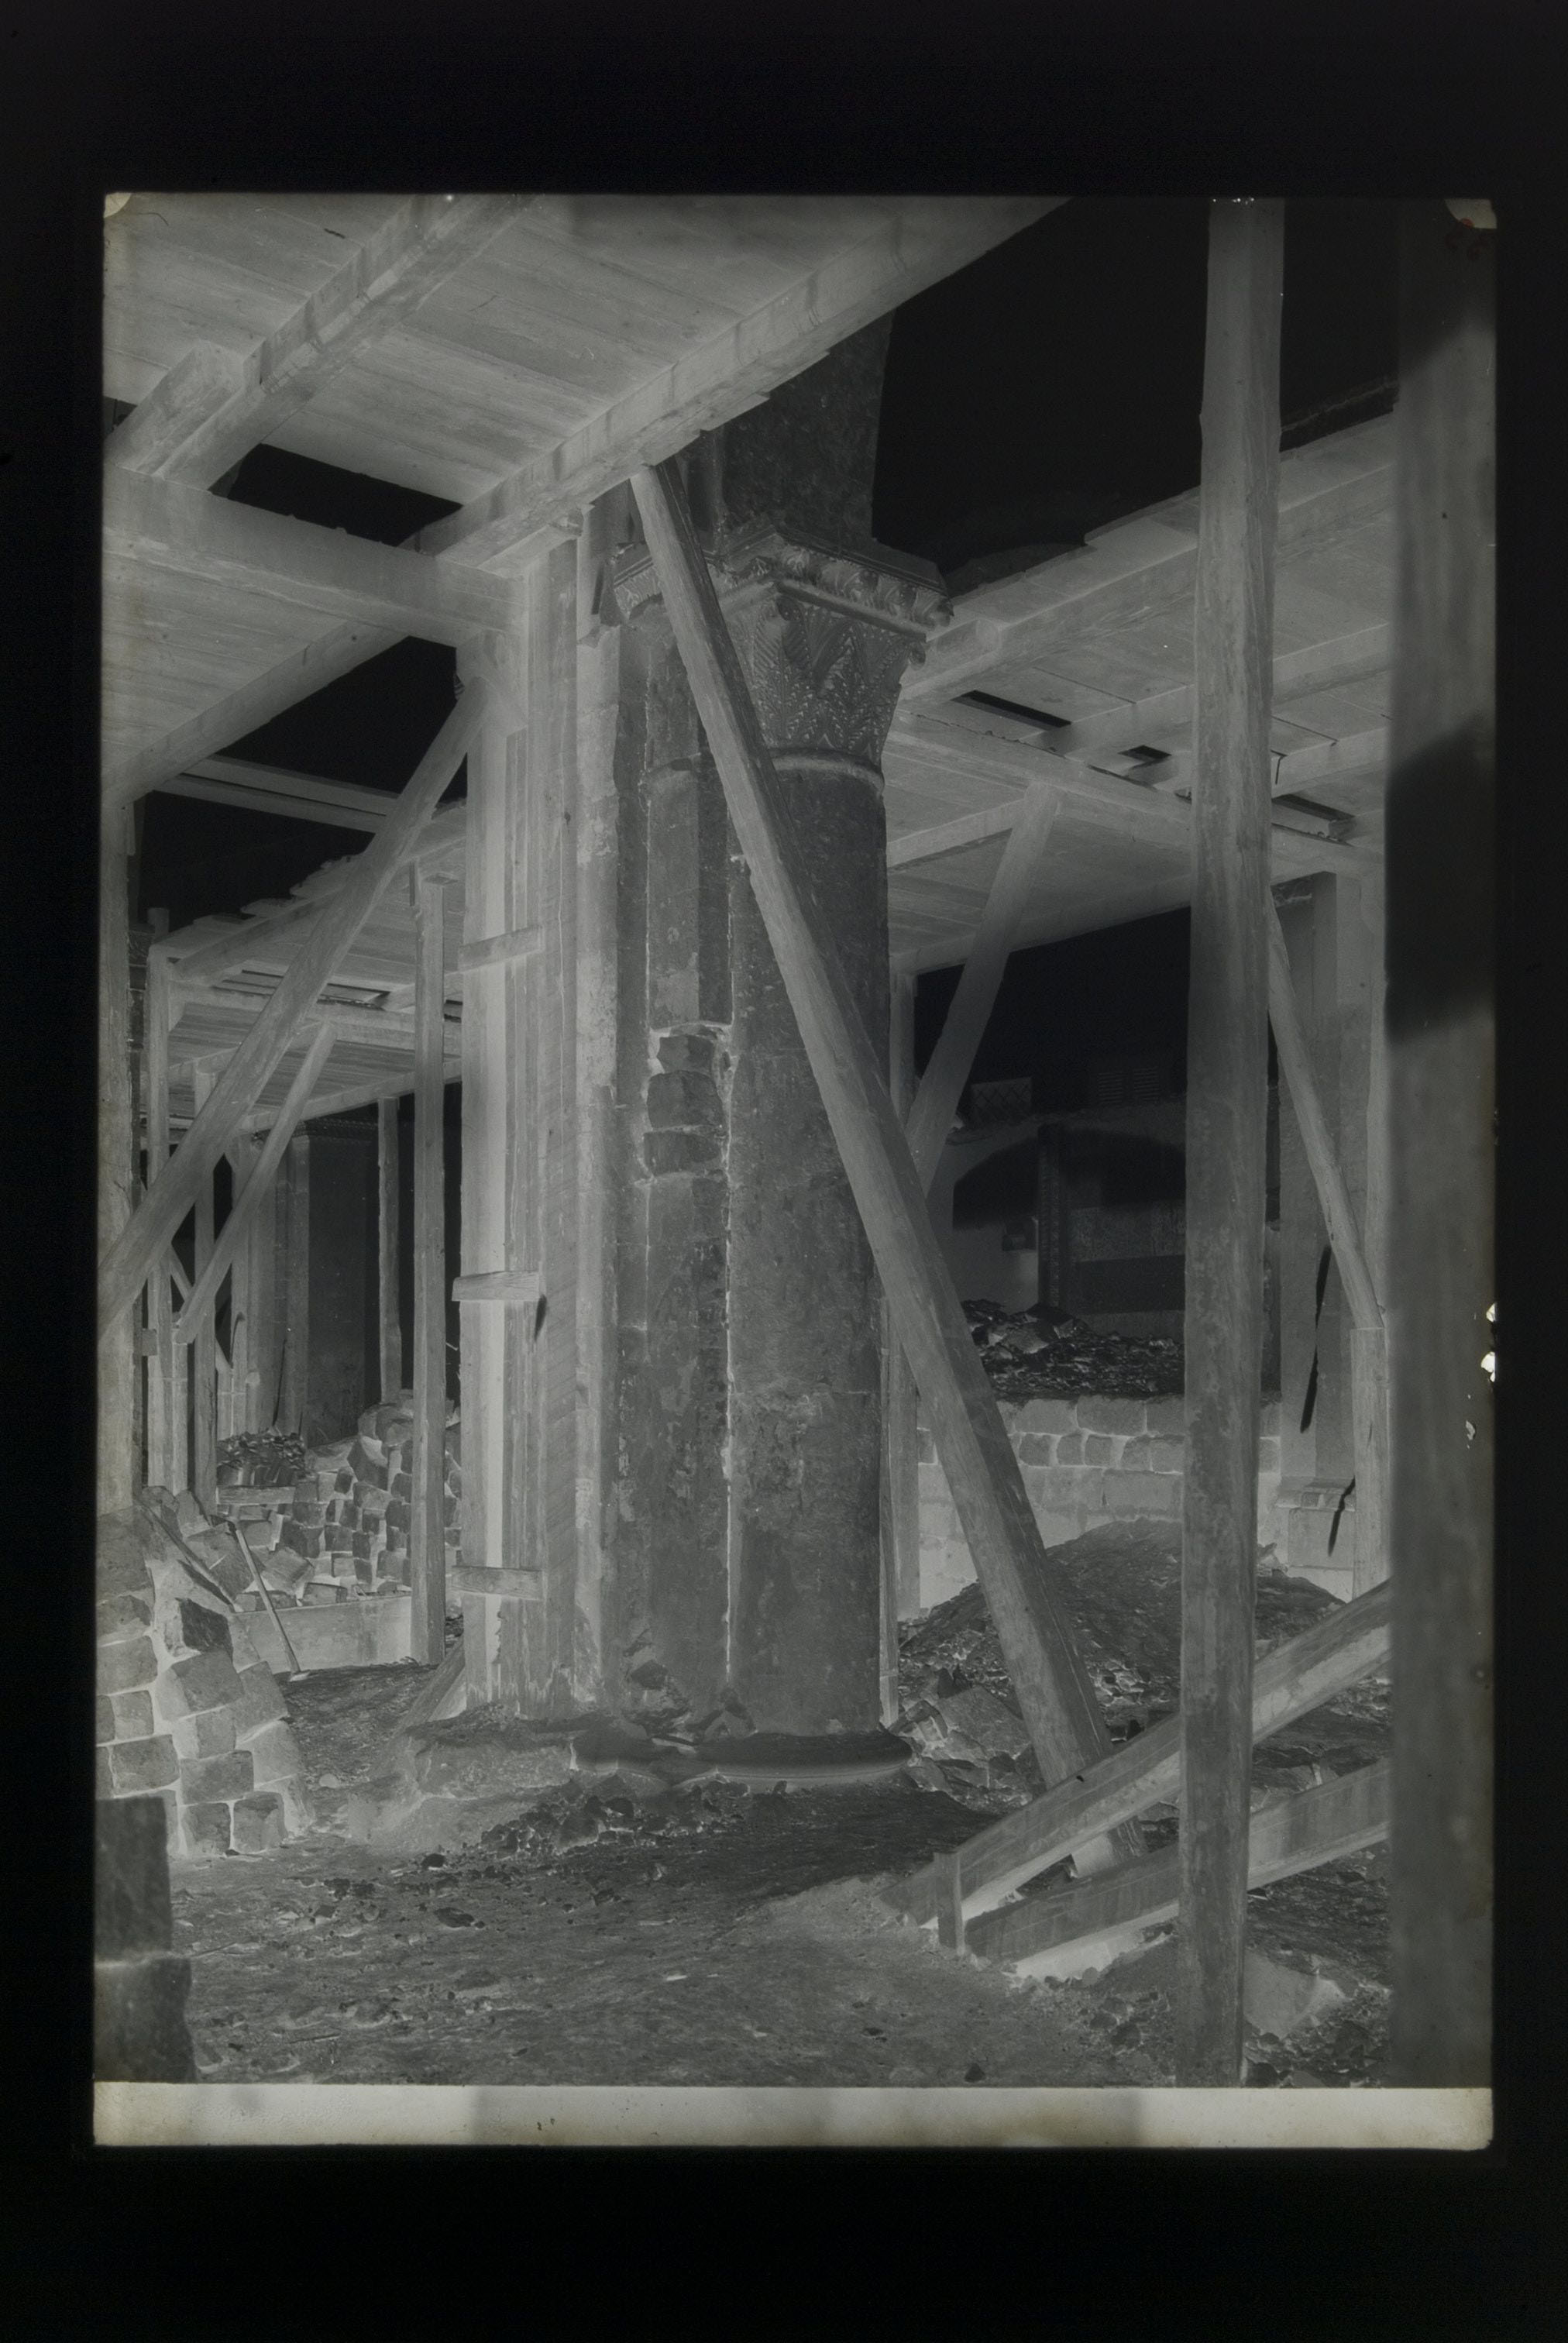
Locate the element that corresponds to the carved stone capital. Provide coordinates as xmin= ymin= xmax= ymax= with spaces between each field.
xmin=610 ymin=523 xmax=951 ymax=771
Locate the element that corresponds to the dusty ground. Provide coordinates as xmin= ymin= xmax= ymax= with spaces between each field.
xmin=173 ymin=1519 xmax=1391 ymax=2092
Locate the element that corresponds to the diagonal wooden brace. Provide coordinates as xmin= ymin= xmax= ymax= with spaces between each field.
xmin=631 ymin=459 xmax=1127 ymax=1814
xmin=98 ymin=680 xmax=493 ymax=1343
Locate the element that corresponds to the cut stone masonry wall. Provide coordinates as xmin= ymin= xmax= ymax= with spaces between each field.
xmin=916 ymin=1395 xmax=1287 ymax=1613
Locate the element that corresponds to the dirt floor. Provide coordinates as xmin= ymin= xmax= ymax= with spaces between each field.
xmin=173 ymin=1522 xmax=1391 ymax=2093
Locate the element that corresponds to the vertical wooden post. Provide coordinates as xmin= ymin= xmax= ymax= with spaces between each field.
xmin=190 ymin=1067 xmax=218 ymax=1513
xmin=242 ymin=1143 xmax=280 ymax=1434
xmin=1387 ymin=201 xmax=1494 ymax=2087
xmin=1175 ymin=197 xmax=1284 ymax=2086
xmin=411 ymin=869 xmax=449 ymax=1665
xmin=98 ymin=805 xmax=137 ymax=1514
xmin=280 ymin=1133 xmax=311 ymax=1439
xmin=880 ymin=966 xmax=921 ymax=1717
xmin=377 ymin=1097 xmax=403 ymax=1401
xmin=143 ymin=944 xmax=181 ymax=1489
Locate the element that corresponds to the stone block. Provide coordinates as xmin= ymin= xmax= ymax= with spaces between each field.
xmin=1119 ymin=1436 xmax=1151 ymax=1470
xmin=96 ymin=1513 xmax=153 ymax=1602
xmin=374 ymin=1405 xmax=415 ymax=1446
xmin=180 ymin=1748 xmax=256 ymax=1802
xmin=390 ymin=1470 xmax=411 ymax=1502
xmin=227 ymin=1619 xmax=261 ymax=1672
xmin=1010 ymin=1397 xmax=1078 ymax=1436
xmin=335 ymin=1466 xmax=356 ymax=1494
xmin=155 ymin=1648 xmax=243 ymax=1720
xmin=97 ymin=1636 xmax=158 ymax=1696
xmin=1013 ymin=1432 xmax=1055 ymax=1464
xmin=349 ymin=1436 xmax=387 ymax=1485
xmin=1145 ymin=1396 xmax=1187 ymax=1436
xmin=171 ymin=1706 xmax=236 ymax=1762
xmin=279 ymin=1519 xmax=324 ymax=1560
xmin=1051 ymin=1431 xmax=1083 ymax=1465
xmin=97 ymin=1591 xmax=153 ymax=1643
xmin=231 ymin=1663 xmax=288 ymax=1737
xmin=1077 ymin=1396 xmax=1147 ymax=1435
xmin=289 ymin=1499 xmax=325 ymax=1528
xmin=1104 ymin=1471 xmax=1183 ymax=1518
xmin=94 ymin=1953 xmax=196 ymax=2081
xmin=96 ymin=1696 xmax=116 ymax=1746
xmin=96 ymin=1748 xmax=114 ymax=1797
xmin=95 ymin=1795 xmax=174 ymax=1955
xmin=1147 ymin=1436 xmax=1186 ymax=1473
xmin=384 ymin=1497 xmax=410 ymax=1536
xmin=645 ymin=1068 xmax=722 ymax=1129
xmin=1243 ymin=1948 xmax=1348 ymax=2041
xmin=1081 ymin=1433 xmax=1116 ymax=1465
xmin=642 ymin=1127 xmax=722 ymax=1177
xmin=266 ymin=1544 xmax=314 ymax=1585
xmin=175 ymin=1598 xmax=233 ymax=1658
xmin=179 ymin=1802 xmax=232 ymax=1859
xmin=107 ymin=1735 xmax=179 ymax=1795
xmin=110 ymin=1690 xmax=154 ymax=1741
xmin=350 ymin=1530 xmax=375 ymax=1560
xmin=244 ymin=1718 xmax=304 ymax=1784
xmin=332 ymin=1553 xmax=359 ymax=1581
xmin=655 ymin=1029 xmax=717 ymax=1075
xmin=359 ymin=1486 xmax=390 ymax=1519
xmin=229 ymin=1793 xmax=285 ymax=1854
xmin=354 ymin=1554 xmax=377 ymax=1587
xmin=304 ymin=1580 xmax=345 ymax=1604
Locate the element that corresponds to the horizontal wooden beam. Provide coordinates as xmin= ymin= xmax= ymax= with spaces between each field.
xmin=457 ymin=924 xmax=544 ymax=974
xmin=105 ymin=470 xmax=518 ymax=647
xmin=170 ymin=982 xmax=460 ymax=1059
xmin=155 ymin=757 xmax=395 ymax=832
xmin=451 ymin=1269 xmax=542 ymax=1306
xmin=1151 ymin=722 xmax=1389 ymax=800
xmin=418 ymin=198 xmax=1064 ymax=573
xmin=105 ymin=197 xmax=524 ymax=489
xmin=1047 ymin=623 xmax=1392 ymax=763
xmin=885 ymin=715 xmax=1375 ymax=875
xmin=236 ymin=1065 xmax=460 ymax=1134
xmin=963 ymin=1760 xmax=1389 ymax=1971
xmin=895 ymin=1576 xmax=1391 ymax=1928
xmin=99 ymin=683 xmax=492 ymax=1340
xmin=902 ymin=418 xmax=1393 ymax=707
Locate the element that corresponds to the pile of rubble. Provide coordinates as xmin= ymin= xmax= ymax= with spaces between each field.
xmin=894 ymin=1517 xmax=1366 ymax=1818
xmin=216 ymin=1430 xmax=307 ymax=1490
xmin=962 ymin=1299 xmax=1187 ymax=1402
xmin=96 ymin=1489 xmax=312 ymax=1860
xmin=220 ymin=1395 xmax=462 ymax=1610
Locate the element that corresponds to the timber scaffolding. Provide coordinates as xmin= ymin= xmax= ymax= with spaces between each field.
xmin=98 ymin=194 xmax=1492 ymax=2084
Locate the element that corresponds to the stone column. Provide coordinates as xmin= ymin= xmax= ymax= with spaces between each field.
xmin=610 ymin=523 xmax=944 ymax=1736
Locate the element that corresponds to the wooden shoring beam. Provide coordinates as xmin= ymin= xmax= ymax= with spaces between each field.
xmin=631 ymin=456 xmax=1129 ymax=1819
xmin=156 ymin=759 xmax=392 ymax=834
xmin=1047 ymin=624 xmax=1392 ymax=765
xmin=418 ymin=198 xmax=1063 ymax=573
xmin=104 ymin=471 xmax=518 ymax=646
xmin=105 ymin=197 xmax=524 ymax=489
xmin=190 ymin=1067 xmax=218 ymax=1512
xmin=883 ymin=716 xmax=1376 ymax=877
xmin=97 ymin=680 xmax=491 ymax=1342
xmin=98 ymin=804 xmax=137 ymax=1512
xmin=142 ymin=944 xmax=181 ymax=1489
xmin=879 ymin=966 xmax=920 ymax=1725
xmin=1174 ymin=197 xmax=1284 ymax=2087
xmin=222 ymin=1137 xmax=254 ymax=1443
xmin=1267 ymin=898 xmax=1389 ymax=1594
xmin=236 ymin=1068 xmax=456 ymax=1135
xmin=377 ymin=1099 xmax=402 ymax=1402
xmin=1154 ymin=723 xmax=1389 ymax=801
xmin=411 ymin=871 xmax=449 ymax=1665
xmin=173 ymin=1026 xmax=334 ymax=1344
xmin=168 ymin=982 xmax=460 ymax=1062
xmin=901 ymin=415 xmax=1391 ymax=707
xmin=895 ymin=1575 xmax=1390 ymax=1928
xmin=1387 ymin=202 xmax=1495 ymax=2090
xmin=279 ymin=1135 xmax=311 ymax=1438
xmin=903 ymin=779 xmax=1059 ymax=1188
xmin=964 ymin=1760 xmax=1388 ymax=1973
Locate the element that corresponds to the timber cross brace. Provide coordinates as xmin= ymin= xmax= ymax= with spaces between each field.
xmin=631 ymin=458 xmax=1135 ymax=1859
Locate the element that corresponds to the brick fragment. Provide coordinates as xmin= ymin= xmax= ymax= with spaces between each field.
xmin=229 ymin=1663 xmax=288 ymax=1738
xmin=170 ymin=1707 xmax=236 ymax=1761
xmin=179 ymin=1749 xmax=256 ymax=1802
xmin=97 ymin=1591 xmax=153 ymax=1643
xmin=98 ymin=1636 xmax=158 ymax=1695
xmin=111 ymin=1690 xmax=154 ymax=1740
xmin=154 ymin=1648 xmax=243 ymax=1720
xmin=229 ymin=1793 xmax=284 ymax=1854
xmin=179 ymin=1802 xmax=232 ymax=1859
xmin=108 ymin=1735 xmax=180 ymax=1794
